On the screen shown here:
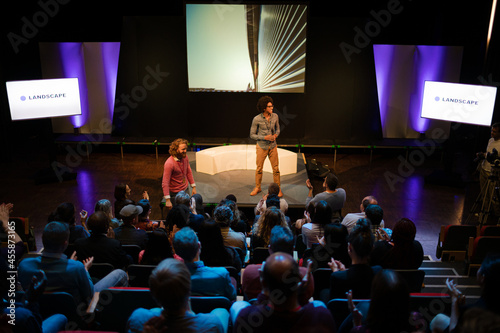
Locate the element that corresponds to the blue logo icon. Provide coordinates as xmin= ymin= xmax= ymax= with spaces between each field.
xmin=20 ymin=96 xmax=26 ymax=101
xmin=434 ymin=96 xmax=440 ymax=101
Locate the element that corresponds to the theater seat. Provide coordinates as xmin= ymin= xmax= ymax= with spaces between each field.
xmin=467 ymin=236 xmax=500 ymax=275
xmin=436 ymin=225 xmax=477 ymax=261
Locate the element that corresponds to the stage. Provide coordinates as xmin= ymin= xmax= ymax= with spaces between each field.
xmin=188 ymin=151 xmax=310 ymax=208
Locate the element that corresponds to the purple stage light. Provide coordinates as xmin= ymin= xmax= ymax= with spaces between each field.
xmin=59 ymin=43 xmax=88 ymax=129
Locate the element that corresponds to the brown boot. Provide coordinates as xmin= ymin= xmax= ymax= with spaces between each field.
xmin=250 ymin=187 xmax=262 ymax=196
xmin=278 ymin=188 xmax=283 ymax=197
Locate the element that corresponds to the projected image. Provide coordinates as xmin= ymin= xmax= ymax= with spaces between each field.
xmin=421 ymin=81 xmax=497 ymax=126
xmin=186 ymin=4 xmax=307 ymax=93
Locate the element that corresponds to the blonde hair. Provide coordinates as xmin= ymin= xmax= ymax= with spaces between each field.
xmin=169 ymin=138 xmax=188 ymax=156
xmin=254 ymin=207 xmax=288 ymax=246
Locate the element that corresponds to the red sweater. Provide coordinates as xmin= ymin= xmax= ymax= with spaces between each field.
xmin=162 ymin=156 xmax=195 ymax=196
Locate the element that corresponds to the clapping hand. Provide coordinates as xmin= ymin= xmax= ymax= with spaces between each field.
xmin=328 ymin=258 xmax=346 ymax=272
xmin=347 ymin=290 xmax=363 ymax=327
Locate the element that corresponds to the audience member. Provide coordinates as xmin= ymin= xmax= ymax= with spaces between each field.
xmin=323 ymin=219 xmax=381 ymax=301
xmin=364 ymin=204 xmax=385 ymax=231
xmin=305 ymin=172 xmax=346 ymax=219
xmin=94 ymin=199 xmax=122 ymax=229
xmin=114 ymin=183 xmax=134 ymax=220
xmin=113 ymin=204 xmax=148 ymax=249
xmin=214 ymin=205 xmax=247 ymax=258
xmin=346 ymin=269 xmax=425 ymax=333
xmin=232 ymin=252 xmax=336 ymax=333
xmin=341 ymin=195 xmax=378 ymax=233
xmin=1 ymin=269 xmax=67 ymax=333
xmin=165 ymin=204 xmax=191 ymax=251
xmin=18 ymin=222 xmax=128 ymax=305
xmin=251 ymin=206 xmax=288 ymax=249
xmin=302 ymin=200 xmax=332 ymax=248
xmin=127 ymin=258 xmax=229 ymax=333
xmin=242 ymin=226 xmax=315 ymax=303
xmin=198 ymin=220 xmax=242 ymax=272
xmin=220 ymin=197 xmax=249 ymax=235
xmin=48 ymin=202 xmax=89 ymax=244
xmin=255 ymin=183 xmax=289 ymax=216
xmin=138 ymin=228 xmax=174 ymax=265
xmin=370 ymin=218 xmax=423 ymax=269
xmin=186 ymin=193 xmax=206 ymax=232
xmin=307 ymin=221 xmax=350 ymax=269
xmin=172 ymin=227 xmax=236 ymax=301
xmin=135 ymin=199 xmax=155 ymax=231
xmin=430 ymin=254 xmax=500 ymax=333
xmin=74 ymin=211 xmax=133 ymax=269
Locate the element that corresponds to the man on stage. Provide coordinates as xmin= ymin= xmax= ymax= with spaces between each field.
xmin=249 ymin=96 xmax=282 ymax=197
xmin=162 ymin=138 xmax=196 ymax=208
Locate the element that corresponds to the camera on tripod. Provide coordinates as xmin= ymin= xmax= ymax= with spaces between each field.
xmin=486 ymin=148 xmax=500 ymax=167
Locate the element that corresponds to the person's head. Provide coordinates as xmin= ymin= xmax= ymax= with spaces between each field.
xmin=360 ymin=195 xmax=377 ymax=212
xmin=213 ymin=205 xmax=233 ymax=227
xmin=149 ymin=258 xmax=191 ymax=315
xmin=94 ymin=199 xmax=113 ymax=218
xmin=48 ymin=202 xmax=76 ymax=225
xmin=114 ymin=183 xmax=130 ymax=201
xmin=261 ymin=252 xmax=301 ymax=303
xmin=268 ymin=183 xmax=280 ymax=196
xmin=42 ymin=222 xmax=70 ymax=254
xmin=348 ymin=218 xmax=374 ymax=259
xmin=365 ymin=204 xmax=383 ymax=226
xmin=218 ymin=198 xmax=240 ymax=223
xmin=323 ymin=173 xmax=338 ymax=191
xmin=169 ymin=138 xmax=188 ymax=159
xmin=391 ymin=218 xmax=416 ymax=245
xmin=119 ymin=204 xmax=143 ymax=225
xmin=165 ymin=204 xmax=190 ymax=233
xmin=137 ymin=199 xmax=151 ymax=219
xmin=266 ymin=194 xmax=281 ymax=210
xmin=191 ymin=193 xmax=205 ymax=215
xmin=174 ymin=191 xmax=191 ymax=207
xmin=269 ymin=226 xmax=294 ymax=255
xmin=366 ymin=269 xmax=411 ymax=333
xmin=225 ymin=194 xmax=237 ymax=203
xmin=312 ymin=200 xmax=332 ymax=226
xmin=87 ymin=211 xmax=110 ymax=234
xmin=141 ymin=230 xmax=173 ymax=265
xmin=478 ymin=254 xmax=500 ymax=312
xmin=491 ymin=123 xmax=500 ymax=141
xmin=198 ymin=220 xmax=228 ymax=262
xmin=172 ymin=227 xmax=200 ymax=263
xmin=257 ymin=95 xmax=274 ymax=114
xmin=255 ymin=206 xmax=287 ymax=246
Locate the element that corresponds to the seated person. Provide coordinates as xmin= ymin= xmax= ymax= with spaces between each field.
xmin=135 ymin=199 xmax=155 ymax=231
xmin=364 ymin=204 xmax=385 ymax=234
xmin=94 ymin=199 xmax=122 ymax=229
xmin=341 ymin=195 xmax=379 ymax=233
xmin=198 ymin=220 xmax=242 ymax=272
xmin=346 ymin=269 xmax=425 ymax=333
xmin=253 ymin=194 xmax=291 ymax=227
xmin=323 ymin=219 xmax=382 ymax=302
xmin=138 ymin=228 xmax=174 ymax=265
xmin=172 ymin=227 xmax=236 ymax=301
xmin=48 ymin=202 xmax=89 ymax=244
xmin=251 ymin=206 xmax=289 ymax=250
xmin=305 ymin=173 xmax=346 ymax=219
xmin=301 ymin=200 xmax=332 ymax=249
xmin=1 ymin=269 xmax=67 ymax=333
xmin=242 ymin=226 xmax=314 ymax=303
xmin=370 ymin=218 xmax=423 ymax=269
xmin=255 ymin=183 xmax=289 ymax=216
xmin=231 ymin=252 xmax=335 ymax=333
xmin=18 ymin=222 xmax=128 ymax=305
xmin=127 ymin=258 xmax=229 ymax=333
xmin=113 ymin=204 xmax=148 ymax=249
xmin=213 ymin=205 xmax=247 ymax=258
xmin=74 ymin=212 xmax=133 ymax=269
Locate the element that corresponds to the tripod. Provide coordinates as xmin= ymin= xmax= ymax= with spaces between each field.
xmin=466 ymin=165 xmax=500 ymax=226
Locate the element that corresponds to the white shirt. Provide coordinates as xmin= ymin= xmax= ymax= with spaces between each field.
xmin=482 ymin=138 xmax=500 ymax=172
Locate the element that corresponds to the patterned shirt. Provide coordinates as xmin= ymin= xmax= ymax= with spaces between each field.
xmin=250 ymin=113 xmax=280 ymax=150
